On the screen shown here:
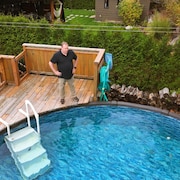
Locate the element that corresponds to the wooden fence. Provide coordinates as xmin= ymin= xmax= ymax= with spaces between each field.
xmin=0 ymin=43 xmax=105 ymax=100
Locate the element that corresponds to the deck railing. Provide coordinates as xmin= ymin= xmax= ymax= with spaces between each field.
xmin=0 ymin=43 xmax=105 ymax=100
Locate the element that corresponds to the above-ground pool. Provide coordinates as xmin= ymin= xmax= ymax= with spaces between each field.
xmin=0 ymin=105 xmax=180 ymax=180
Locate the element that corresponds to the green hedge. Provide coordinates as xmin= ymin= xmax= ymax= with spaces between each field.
xmin=0 ymin=15 xmax=179 ymax=92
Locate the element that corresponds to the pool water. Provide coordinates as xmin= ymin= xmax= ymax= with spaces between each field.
xmin=0 ymin=105 xmax=180 ymax=180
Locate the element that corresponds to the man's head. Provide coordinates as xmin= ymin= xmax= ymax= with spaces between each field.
xmin=61 ymin=41 xmax=69 ymax=56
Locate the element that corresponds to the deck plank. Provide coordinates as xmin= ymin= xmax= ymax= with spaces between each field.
xmin=0 ymin=74 xmax=94 ymax=132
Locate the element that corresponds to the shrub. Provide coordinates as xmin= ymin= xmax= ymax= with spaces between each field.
xmin=147 ymin=11 xmax=171 ymax=39
xmin=163 ymin=0 xmax=180 ymax=27
xmin=118 ymin=0 xmax=143 ymax=26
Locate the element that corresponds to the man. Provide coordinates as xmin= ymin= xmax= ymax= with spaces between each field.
xmin=49 ymin=41 xmax=79 ymax=104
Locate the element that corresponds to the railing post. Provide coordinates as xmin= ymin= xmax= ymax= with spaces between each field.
xmin=93 ymin=49 xmax=105 ymax=101
xmin=0 ymin=118 xmax=11 ymax=137
xmin=11 ymin=57 xmax=20 ymax=86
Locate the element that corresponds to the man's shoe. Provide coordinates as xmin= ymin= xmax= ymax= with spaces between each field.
xmin=60 ymin=99 xmax=65 ymax=104
xmin=73 ymin=97 xmax=79 ymax=102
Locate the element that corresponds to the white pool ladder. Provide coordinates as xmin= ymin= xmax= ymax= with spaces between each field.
xmin=0 ymin=100 xmax=51 ymax=180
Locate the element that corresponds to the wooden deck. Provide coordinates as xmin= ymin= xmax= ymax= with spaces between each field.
xmin=0 ymin=74 xmax=94 ymax=132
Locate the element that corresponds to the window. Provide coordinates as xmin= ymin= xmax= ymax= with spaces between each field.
xmin=104 ymin=0 xmax=109 ymax=8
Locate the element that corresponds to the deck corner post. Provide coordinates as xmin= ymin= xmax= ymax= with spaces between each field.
xmin=11 ymin=57 xmax=20 ymax=86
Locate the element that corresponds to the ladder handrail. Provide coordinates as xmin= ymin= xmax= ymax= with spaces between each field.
xmin=0 ymin=118 xmax=11 ymax=137
xmin=19 ymin=100 xmax=40 ymax=134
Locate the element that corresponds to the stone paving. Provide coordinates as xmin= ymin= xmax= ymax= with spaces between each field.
xmin=65 ymin=14 xmax=95 ymax=22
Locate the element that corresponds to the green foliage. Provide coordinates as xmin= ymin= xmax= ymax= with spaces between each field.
xmin=163 ymin=0 xmax=180 ymax=26
xmin=147 ymin=11 xmax=171 ymax=39
xmin=0 ymin=14 xmax=15 ymax=22
xmin=167 ymin=41 xmax=180 ymax=89
xmin=91 ymin=30 xmax=180 ymax=92
xmin=0 ymin=13 xmax=179 ymax=92
xmin=118 ymin=0 xmax=143 ymax=26
xmin=65 ymin=29 xmax=83 ymax=46
xmin=81 ymin=30 xmax=98 ymax=47
xmin=49 ymin=25 xmax=65 ymax=45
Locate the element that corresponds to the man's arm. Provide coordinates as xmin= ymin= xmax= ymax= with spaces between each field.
xmin=73 ymin=58 xmax=78 ymax=68
xmin=72 ymin=58 xmax=78 ymax=74
xmin=49 ymin=61 xmax=61 ymax=76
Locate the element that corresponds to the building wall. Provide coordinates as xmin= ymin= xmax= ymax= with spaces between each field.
xmin=95 ymin=0 xmax=150 ymax=22
xmin=95 ymin=0 xmax=120 ymax=22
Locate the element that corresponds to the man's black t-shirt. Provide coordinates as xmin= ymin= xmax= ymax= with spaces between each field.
xmin=50 ymin=50 xmax=77 ymax=79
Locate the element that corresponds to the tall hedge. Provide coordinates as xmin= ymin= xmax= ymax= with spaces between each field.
xmin=0 ymin=15 xmax=179 ymax=92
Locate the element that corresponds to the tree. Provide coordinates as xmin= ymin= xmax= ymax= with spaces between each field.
xmin=118 ymin=0 xmax=143 ymax=26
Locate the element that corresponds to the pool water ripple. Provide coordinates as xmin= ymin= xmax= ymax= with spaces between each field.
xmin=0 ymin=105 xmax=180 ymax=180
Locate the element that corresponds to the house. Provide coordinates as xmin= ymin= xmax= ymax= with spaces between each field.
xmin=95 ymin=0 xmax=151 ymax=22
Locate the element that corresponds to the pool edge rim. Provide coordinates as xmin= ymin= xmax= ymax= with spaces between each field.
xmin=89 ymin=101 xmax=180 ymax=120
xmin=0 ymin=101 xmax=180 ymax=135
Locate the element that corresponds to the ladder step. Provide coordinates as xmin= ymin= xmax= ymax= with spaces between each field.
xmin=5 ymin=126 xmax=36 ymax=142
xmin=17 ymin=144 xmax=46 ymax=164
xmin=3 ymin=100 xmax=51 ymax=179
xmin=6 ymin=132 xmax=40 ymax=153
xmin=23 ymin=158 xmax=51 ymax=179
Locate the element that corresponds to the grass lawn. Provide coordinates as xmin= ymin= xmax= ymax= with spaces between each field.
xmin=63 ymin=8 xmax=121 ymax=27
xmin=52 ymin=8 xmax=125 ymax=32
xmin=65 ymin=9 xmax=95 ymax=17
